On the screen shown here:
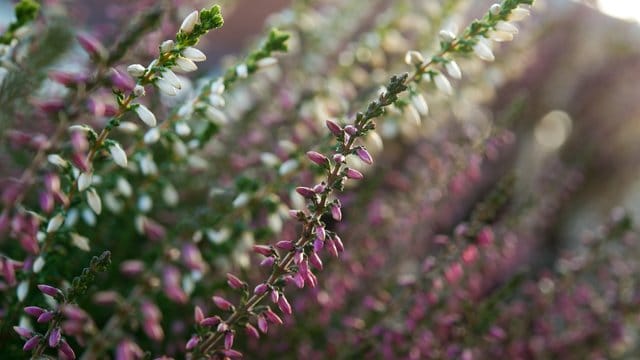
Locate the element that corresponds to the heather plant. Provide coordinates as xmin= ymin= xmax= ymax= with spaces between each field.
xmin=2 ymin=0 xmax=640 ymax=359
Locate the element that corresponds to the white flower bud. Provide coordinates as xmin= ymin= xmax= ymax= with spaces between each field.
xmin=127 ymin=64 xmax=146 ymax=77
xmin=118 ymin=121 xmax=139 ymax=134
xmin=161 ymin=69 xmax=182 ymax=89
xmin=404 ymin=50 xmax=424 ymax=65
xmin=33 ymin=255 xmax=46 ymax=272
xmin=138 ymin=194 xmax=153 ymax=213
xmin=210 ymin=78 xmax=225 ymax=95
xmin=70 ymin=233 xmax=90 ymax=251
xmin=208 ymin=94 xmax=225 ymax=108
xmin=46 ymin=213 xmax=65 ymax=233
xmin=473 ymin=39 xmax=495 ymax=61
xmin=109 ymin=143 xmax=128 ymax=168
xmin=47 ymin=154 xmax=68 ymax=168
xmin=78 ymin=172 xmax=93 ymax=192
xmin=260 ymin=152 xmax=280 ymax=167
xmin=433 ymin=73 xmax=453 ymax=95
xmin=182 ymin=47 xmax=206 ymax=62
xmin=180 ymin=10 xmax=199 ymax=34
xmin=144 ymin=127 xmax=161 ymax=144
xmin=86 ymin=188 xmax=102 ymax=215
xmin=134 ymin=104 xmax=157 ymax=127
xmin=17 ymin=281 xmax=29 ymax=301
xmin=488 ymin=30 xmax=514 ymax=42
xmin=116 ymin=177 xmax=132 ymax=197
xmin=410 ymin=93 xmax=429 ymax=116
xmin=175 ymin=57 xmax=198 ymax=72
xmin=439 ymin=30 xmax=456 ymax=42
xmin=490 ymin=3 xmax=501 ymax=15
xmin=133 ymin=85 xmax=146 ymax=97
xmin=160 ymin=40 xmax=175 ymax=53
xmin=495 ymin=21 xmax=518 ymax=34
xmin=406 ymin=103 xmax=421 ymax=126
xmin=162 ymin=184 xmax=179 ymax=206
xmin=173 ymin=139 xmax=188 ymax=158
xmin=204 ymin=106 xmax=228 ymax=125
xmin=156 ymin=77 xmax=178 ymax=96
xmin=232 ymin=192 xmax=250 ymax=208
xmin=278 ymin=159 xmax=299 ymax=176
xmin=81 ymin=208 xmax=96 ymax=226
xmin=256 ymin=57 xmax=277 ymax=69
xmin=175 ymin=122 xmax=191 ymax=136
xmin=509 ymin=6 xmax=530 ymax=22
xmin=445 ymin=60 xmax=462 ymax=79
xmin=236 ymin=64 xmax=248 ymax=79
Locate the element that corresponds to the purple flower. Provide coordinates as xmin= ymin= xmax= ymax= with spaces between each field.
xmin=23 ymin=335 xmax=41 ymax=351
xmin=224 ymin=331 xmax=234 ymax=349
xmin=37 ymin=311 xmax=56 ymax=323
xmin=295 ymin=186 xmax=316 ymax=198
xmin=275 ymin=240 xmax=294 ymax=251
xmin=344 ymin=125 xmax=358 ymax=135
xmin=277 ymin=295 xmax=292 ymax=315
xmin=226 ymin=273 xmax=245 ymax=290
xmin=185 ymin=335 xmax=200 ymax=350
xmin=13 ymin=326 xmax=33 ymax=339
xmin=252 ymin=245 xmax=273 ymax=256
xmin=212 ymin=296 xmax=234 ymax=311
xmin=194 ymin=306 xmax=204 ymax=323
xmin=331 ymin=203 xmax=342 ymax=221
xmin=24 ymin=306 xmax=46 ymax=317
xmin=200 ymin=316 xmax=222 ymax=327
xmin=306 ymin=151 xmax=329 ymax=166
xmin=254 ymin=283 xmax=269 ymax=295
xmin=77 ymin=33 xmax=106 ymax=59
xmin=257 ymin=314 xmax=268 ymax=333
xmin=326 ymin=119 xmax=343 ymax=136
xmin=345 ymin=168 xmax=364 ymax=180
xmin=356 ymin=147 xmax=373 ymax=165
xmin=48 ymin=327 xmax=61 ymax=347
xmin=245 ymin=323 xmax=260 ymax=339
xmin=59 ymin=339 xmax=76 ymax=359
xmin=309 ymin=251 xmax=323 ymax=270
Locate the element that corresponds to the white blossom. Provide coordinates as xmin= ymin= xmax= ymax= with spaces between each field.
xmin=144 ymin=128 xmax=161 ymax=144
xmin=46 ymin=213 xmax=65 ymax=233
xmin=33 ymin=256 xmax=46 ymax=272
xmin=509 ymin=6 xmax=530 ymax=21
xmin=138 ymin=194 xmax=153 ymax=213
xmin=160 ymin=40 xmax=175 ymax=53
xmin=182 ymin=47 xmax=206 ymax=62
xmin=109 ymin=143 xmax=128 ymax=168
xmin=175 ymin=122 xmax=191 ymax=136
xmin=116 ymin=177 xmax=133 ymax=197
xmin=439 ymin=29 xmax=456 ymax=42
xmin=210 ymin=78 xmax=225 ymax=95
xmin=78 ymin=172 xmax=93 ymax=192
xmin=488 ymin=30 xmax=514 ymax=42
xmin=434 ymin=73 xmax=453 ymax=95
xmin=175 ymin=57 xmax=198 ymax=72
xmin=161 ymin=69 xmax=182 ymax=89
xmin=411 ymin=93 xmax=429 ymax=115
xmin=70 ymin=233 xmax=91 ymax=251
xmin=180 ymin=11 xmax=199 ymax=34
xmin=490 ymin=3 xmax=501 ymax=15
xmin=47 ymin=154 xmax=68 ymax=168
xmin=127 ymin=64 xmax=146 ymax=77
xmin=236 ymin=64 xmax=248 ymax=78
xmin=445 ymin=60 xmax=462 ymax=79
xmin=404 ymin=50 xmax=424 ymax=65
xmin=17 ymin=281 xmax=29 ymax=301
xmin=257 ymin=57 xmax=278 ymax=69
xmin=495 ymin=20 xmax=518 ymax=34
xmin=86 ymin=188 xmax=102 ymax=215
xmin=162 ymin=184 xmax=179 ymax=206
xmin=156 ymin=77 xmax=178 ymax=96
xmin=134 ymin=104 xmax=157 ymax=127
xmin=473 ymin=38 xmax=495 ymax=61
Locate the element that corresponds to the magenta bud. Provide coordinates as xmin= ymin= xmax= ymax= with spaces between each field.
xmin=326 ymin=119 xmax=343 ymax=136
xmin=315 ymin=226 xmax=326 ymax=241
xmin=331 ymin=203 xmax=342 ymax=221
xmin=200 ymin=316 xmax=222 ymax=327
xmin=313 ymin=183 xmax=326 ymax=193
xmin=39 ymin=191 xmax=55 ymax=214
xmin=110 ymin=68 xmax=135 ymax=92
xmin=313 ymin=238 xmax=324 ymax=253
xmin=252 ymin=245 xmax=273 ymax=256
xmin=120 ymin=260 xmax=145 ymax=277
xmin=275 ymin=240 xmax=294 ymax=251
xmin=333 ymin=234 xmax=345 ymax=252
xmin=332 ymin=153 xmax=346 ymax=163
xmin=295 ymin=186 xmax=316 ymax=198
xmin=37 ymin=311 xmax=56 ymax=323
xmin=309 ymin=252 xmax=323 ymax=270
xmin=344 ymin=125 xmax=358 ymax=135
xmin=356 ymin=147 xmax=373 ymax=165
xmin=305 ymin=271 xmax=318 ymax=288
xmin=226 ymin=273 xmax=245 ymax=290
xmin=20 ymin=234 xmax=39 ymax=255
xmin=224 ymin=331 xmax=234 ymax=349
xmin=293 ymin=251 xmax=304 ymax=265
xmin=77 ymin=33 xmax=106 ymax=59
xmin=24 ymin=306 xmax=46 ymax=317
xmin=254 ymin=283 xmax=268 ymax=295
xmin=260 ymin=256 xmax=276 ymax=267
xmin=264 ymin=308 xmax=283 ymax=325
xmin=13 ymin=326 xmax=33 ymax=339
xmin=185 ymin=335 xmax=200 ymax=350
xmin=245 ymin=324 xmax=260 ymax=339
xmin=270 ymin=290 xmax=279 ymax=304
xmin=326 ymin=238 xmax=339 ymax=258
xmin=221 ymin=349 xmax=243 ymax=358
xmin=293 ymin=273 xmax=305 ymax=288
xmin=194 ymin=306 xmax=204 ymax=323
xmin=49 ymin=71 xmax=88 ymax=87
xmin=59 ymin=340 xmax=76 ymax=359
xmin=217 ymin=322 xmax=229 ymax=333
xmin=48 ymin=327 xmax=61 ymax=347
xmin=277 ymin=295 xmax=292 ymax=315
xmin=141 ymin=301 xmax=161 ymax=321
xmin=212 ymin=296 xmax=234 ymax=311
xmin=35 ymin=99 xmax=66 ymax=113
xmin=477 ymin=227 xmax=494 ymax=246
xmin=61 ymin=305 xmax=87 ymax=321
xmin=306 ymin=151 xmax=328 ymax=166
xmin=345 ymin=168 xmax=364 ymax=180
xmin=23 ymin=335 xmax=41 ymax=351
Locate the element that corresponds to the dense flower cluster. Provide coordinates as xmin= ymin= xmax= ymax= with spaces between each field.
xmin=1 ymin=0 xmax=639 ymax=359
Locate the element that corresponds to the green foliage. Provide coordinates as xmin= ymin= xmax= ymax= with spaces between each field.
xmin=0 ymin=0 xmax=40 ymax=44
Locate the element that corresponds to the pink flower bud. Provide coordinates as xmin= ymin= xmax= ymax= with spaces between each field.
xmin=293 ymin=273 xmax=305 ymax=288
xmin=344 ymin=125 xmax=357 ymax=136
xmin=333 ymin=234 xmax=345 ymax=252
xmin=333 ymin=153 xmax=346 ymax=163
xmin=35 ymin=99 xmax=65 ymax=113
xmin=20 ymin=234 xmax=39 ymax=255
xmin=462 ymin=245 xmax=478 ymax=264
xmin=226 ymin=273 xmax=245 ymax=290
xmin=24 ymin=306 xmax=46 ymax=317
xmin=444 ymin=263 xmax=464 ymax=284
xmin=260 ymin=257 xmax=275 ymax=267
xmin=217 ymin=322 xmax=229 ymax=333
xmin=305 ymin=271 xmax=318 ymax=288
xmin=356 ymin=147 xmax=373 ymax=165
xmin=254 ymin=283 xmax=268 ymax=295
xmin=143 ymin=319 xmax=164 ymax=341
xmin=326 ymin=238 xmax=339 ymax=258
xmin=275 ymin=240 xmax=294 ymax=251
xmin=212 ymin=296 xmax=234 ymax=311
xmin=313 ymin=183 xmax=326 ymax=193
xmin=264 ymin=308 xmax=283 ymax=325
xmin=326 ymin=119 xmax=343 ymax=136
xmin=141 ymin=301 xmax=161 ymax=321
xmin=293 ymin=251 xmax=304 ymax=265
xmin=23 ymin=335 xmax=41 ymax=351
xmin=200 ymin=316 xmax=222 ymax=327
xmin=38 ymin=284 xmax=62 ymax=297
xmin=277 ymin=295 xmax=292 ymax=315
xmin=59 ymin=340 xmax=76 ymax=360
xmin=120 ymin=260 xmax=145 ymax=277
xmin=37 ymin=311 xmax=55 ymax=323
xmin=477 ymin=227 xmax=494 ymax=246
xmin=245 ymin=323 xmax=260 ymax=339
xmin=110 ymin=68 xmax=135 ymax=92
xmin=309 ymin=251 xmax=323 ymax=270
xmin=77 ymin=33 xmax=106 ymax=59
xmin=194 ymin=306 xmax=204 ymax=323
xmin=295 ymin=186 xmax=316 ymax=198
xmin=345 ymin=168 xmax=364 ymax=180
xmin=270 ymin=290 xmax=279 ymax=304
xmin=61 ymin=305 xmax=87 ymax=321
xmin=185 ymin=335 xmax=200 ymax=350
xmin=331 ymin=203 xmax=342 ymax=221
xmin=315 ymin=226 xmax=326 ymax=241
xmin=252 ymin=245 xmax=272 ymax=256
xmin=13 ymin=326 xmax=33 ymax=338
xmin=313 ymin=238 xmax=324 ymax=253
xmin=221 ymin=349 xmax=243 ymax=358
xmin=306 ymin=151 xmax=328 ymax=166
xmin=48 ymin=327 xmax=61 ymax=347
xmin=224 ymin=331 xmax=234 ymax=349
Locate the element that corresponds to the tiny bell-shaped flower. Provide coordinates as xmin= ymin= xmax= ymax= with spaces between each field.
xmin=226 ymin=273 xmax=245 ymax=290
xmin=224 ymin=331 xmax=234 ymax=349
xmin=275 ymin=240 xmax=294 ymax=251
xmin=200 ymin=316 xmax=222 ymax=327
xmin=295 ymin=186 xmax=316 ymax=198
xmin=175 ymin=57 xmax=198 ymax=72
xmin=180 ymin=10 xmax=199 ymax=34
xmin=489 ymin=3 xmax=501 ymax=15
xmin=78 ymin=172 xmax=92 ymax=192
xmin=410 ymin=93 xmax=429 ymax=116
xmin=252 ymin=244 xmax=273 ymax=256
xmin=438 ymin=29 xmax=456 ymax=42
xmin=47 ymin=213 xmax=65 ymax=233
xmin=182 ymin=47 xmax=206 ymax=62
xmin=156 ymin=78 xmax=178 ymax=96
xmin=330 ymin=203 xmax=342 ymax=221
xmin=13 ymin=326 xmax=33 ymax=339
xmin=445 ymin=60 xmax=462 ymax=79
xmin=326 ymin=119 xmax=343 ymax=136
xmin=47 ymin=154 xmax=68 ymax=168
xmin=245 ymin=324 xmax=260 ymax=339
xmin=356 ymin=147 xmax=373 ymax=165
xmin=134 ymin=104 xmax=157 ymax=127
xmin=404 ymin=50 xmax=424 ymax=65
xmin=254 ymin=283 xmax=269 ymax=295
xmin=212 ymin=296 xmax=234 ymax=311
xmin=59 ymin=340 xmax=76 ymax=360
xmin=495 ymin=20 xmax=518 ymax=34
xmin=86 ymin=188 xmax=102 ymax=215
xmin=433 ymin=73 xmax=453 ymax=95
xmin=509 ymin=6 xmax=530 ymax=21
xmin=38 ymin=311 xmax=56 ymax=323
xmin=24 ymin=306 xmax=46 ymax=317
xmin=160 ymin=69 xmax=182 ymax=89
xmin=160 ymin=40 xmax=175 ymax=53
xmin=185 ymin=335 xmax=200 ymax=350
xmin=109 ymin=143 xmax=127 ymax=167
xmin=127 ymin=64 xmax=146 ymax=78
xmin=345 ymin=168 xmax=364 ymax=180
xmin=277 ymin=294 xmax=292 ymax=315
xmin=48 ymin=327 xmax=61 ymax=347
xmin=306 ymin=151 xmax=328 ymax=166
xmin=38 ymin=284 xmax=62 ymax=297
xmin=23 ymin=335 xmax=41 ymax=351
xmin=473 ymin=38 xmax=495 ymax=61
